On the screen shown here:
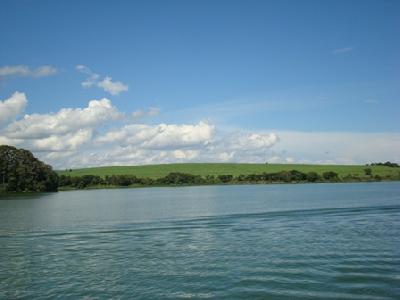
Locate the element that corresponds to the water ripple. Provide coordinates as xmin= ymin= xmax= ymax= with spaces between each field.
xmin=1 ymin=185 xmax=400 ymax=299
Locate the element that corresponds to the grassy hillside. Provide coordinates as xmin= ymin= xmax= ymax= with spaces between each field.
xmin=57 ymin=163 xmax=399 ymax=178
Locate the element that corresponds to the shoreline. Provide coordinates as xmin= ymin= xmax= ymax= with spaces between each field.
xmin=2 ymin=160 xmax=399 ymax=194
xmin=57 ymin=178 xmax=400 ymax=192
xmin=1 ymin=179 xmax=399 ymax=195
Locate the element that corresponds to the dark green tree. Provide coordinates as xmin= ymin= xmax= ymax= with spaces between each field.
xmin=306 ymin=172 xmax=320 ymax=182
xmin=0 ymin=145 xmax=58 ymax=192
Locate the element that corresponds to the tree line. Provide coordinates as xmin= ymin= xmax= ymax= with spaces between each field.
xmin=58 ymin=170 xmax=345 ymax=189
xmin=367 ymin=162 xmax=399 ymax=168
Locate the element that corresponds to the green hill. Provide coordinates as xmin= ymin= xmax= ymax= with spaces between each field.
xmin=57 ymin=163 xmax=399 ymax=178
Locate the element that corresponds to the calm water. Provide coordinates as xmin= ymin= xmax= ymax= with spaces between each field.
xmin=1 ymin=182 xmax=400 ymax=299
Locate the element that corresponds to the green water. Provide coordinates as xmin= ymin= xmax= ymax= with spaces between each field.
xmin=1 ymin=182 xmax=399 ymax=299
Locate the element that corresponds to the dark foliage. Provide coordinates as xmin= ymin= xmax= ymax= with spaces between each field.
xmin=322 ymin=171 xmax=339 ymax=181
xmin=58 ymin=169 xmax=347 ymax=189
xmin=306 ymin=172 xmax=321 ymax=182
xmin=368 ymin=162 xmax=399 ymax=168
xmin=0 ymin=145 xmax=58 ymax=192
xmin=217 ymin=174 xmax=233 ymax=183
xmin=158 ymin=172 xmax=204 ymax=185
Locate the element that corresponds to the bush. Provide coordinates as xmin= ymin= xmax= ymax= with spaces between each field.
xmin=322 ymin=171 xmax=339 ymax=182
xmin=306 ymin=172 xmax=320 ymax=182
xmin=217 ymin=175 xmax=233 ymax=183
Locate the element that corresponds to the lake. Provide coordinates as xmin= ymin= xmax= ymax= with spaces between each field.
xmin=1 ymin=182 xmax=399 ymax=299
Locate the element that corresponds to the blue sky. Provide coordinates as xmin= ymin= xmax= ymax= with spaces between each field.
xmin=1 ymin=0 xmax=399 ymax=167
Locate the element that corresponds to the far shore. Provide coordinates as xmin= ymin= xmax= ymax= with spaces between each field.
xmin=56 ymin=163 xmax=400 ymax=191
xmin=2 ymin=162 xmax=399 ymax=194
xmin=56 ymin=178 xmax=400 ymax=192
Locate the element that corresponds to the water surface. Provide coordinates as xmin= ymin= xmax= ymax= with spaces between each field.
xmin=1 ymin=182 xmax=399 ymax=299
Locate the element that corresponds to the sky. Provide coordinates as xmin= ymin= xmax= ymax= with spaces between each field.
xmin=0 ymin=0 xmax=399 ymax=168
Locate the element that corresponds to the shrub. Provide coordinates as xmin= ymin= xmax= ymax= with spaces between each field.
xmin=322 ymin=171 xmax=339 ymax=182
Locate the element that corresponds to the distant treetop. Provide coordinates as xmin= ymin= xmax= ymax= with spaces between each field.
xmin=367 ymin=162 xmax=399 ymax=168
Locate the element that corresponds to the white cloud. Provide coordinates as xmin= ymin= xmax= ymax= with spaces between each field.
xmin=228 ymin=132 xmax=279 ymax=151
xmin=209 ymin=132 xmax=279 ymax=163
xmin=173 ymin=149 xmax=199 ymax=160
xmin=3 ymin=98 xmax=122 ymax=139
xmin=332 ymin=47 xmax=354 ymax=55
xmin=70 ymin=125 xmax=279 ymax=168
xmin=96 ymin=121 xmax=215 ymax=150
xmin=0 ymin=92 xmax=27 ymax=124
xmin=2 ymin=94 xmax=398 ymax=169
xmin=97 ymin=76 xmax=128 ymax=95
xmin=0 ymin=65 xmax=57 ymax=78
xmin=218 ymin=152 xmax=235 ymax=162
xmin=31 ymin=129 xmax=93 ymax=151
xmin=76 ymin=65 xmax=128 ymax=95
xmin=0 ymin=95 xmax=280 ymax=168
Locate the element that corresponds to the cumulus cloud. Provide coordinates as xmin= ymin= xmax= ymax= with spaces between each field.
xmin=0 ymin=65 xmax=57 ymax=78
xmin=0 ymin=94 xmax=281 ymax=168
xmin=0 ymin=92 xmax=27 ymax=124
xmin=5 ymin=93 xmax=398 ymax=169
xmin=76 ymin=65 xmax=128 ymax=95
xmin=31 ymin=129 xmax=93 ymax=151
xmin=96 ymin=121 xmax=214 ymax=150
xmin=3 ymin=98 xmax=122 ymax=139
xmin=224 ymin=132 xmax=279 ymax=151
xmin=67 ymin=125 xmax=279 ymax=168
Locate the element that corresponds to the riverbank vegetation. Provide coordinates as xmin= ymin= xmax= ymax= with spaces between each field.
xmin=58 ymin=169 xmax=400 ymax=190
xmin=57 ymin=162 xmax=400 ymax=190
xmin=57 ymin=162 xmax=400 ymax=178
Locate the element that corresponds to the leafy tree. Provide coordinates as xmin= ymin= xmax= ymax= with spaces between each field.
xmin=306 ymin=172 xmax=320 ymax=182
xmin=288 ymin=170 xmax=307 ymax=181
xmin=0 ymin=145 xmax=58 ymax=192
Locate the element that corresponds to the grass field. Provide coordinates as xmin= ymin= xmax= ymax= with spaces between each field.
xmin=57 ymin=163 xmax=400 ymax=178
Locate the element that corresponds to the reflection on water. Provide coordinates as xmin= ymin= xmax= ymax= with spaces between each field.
xmin=1 ymin=182 xmax=399 ymax=299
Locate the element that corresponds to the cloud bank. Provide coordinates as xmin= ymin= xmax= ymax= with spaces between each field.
xmin=0 ymin=92 xmax=280 ymax=168
xmin=1 ymin=92 xmax=399 ymax=169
